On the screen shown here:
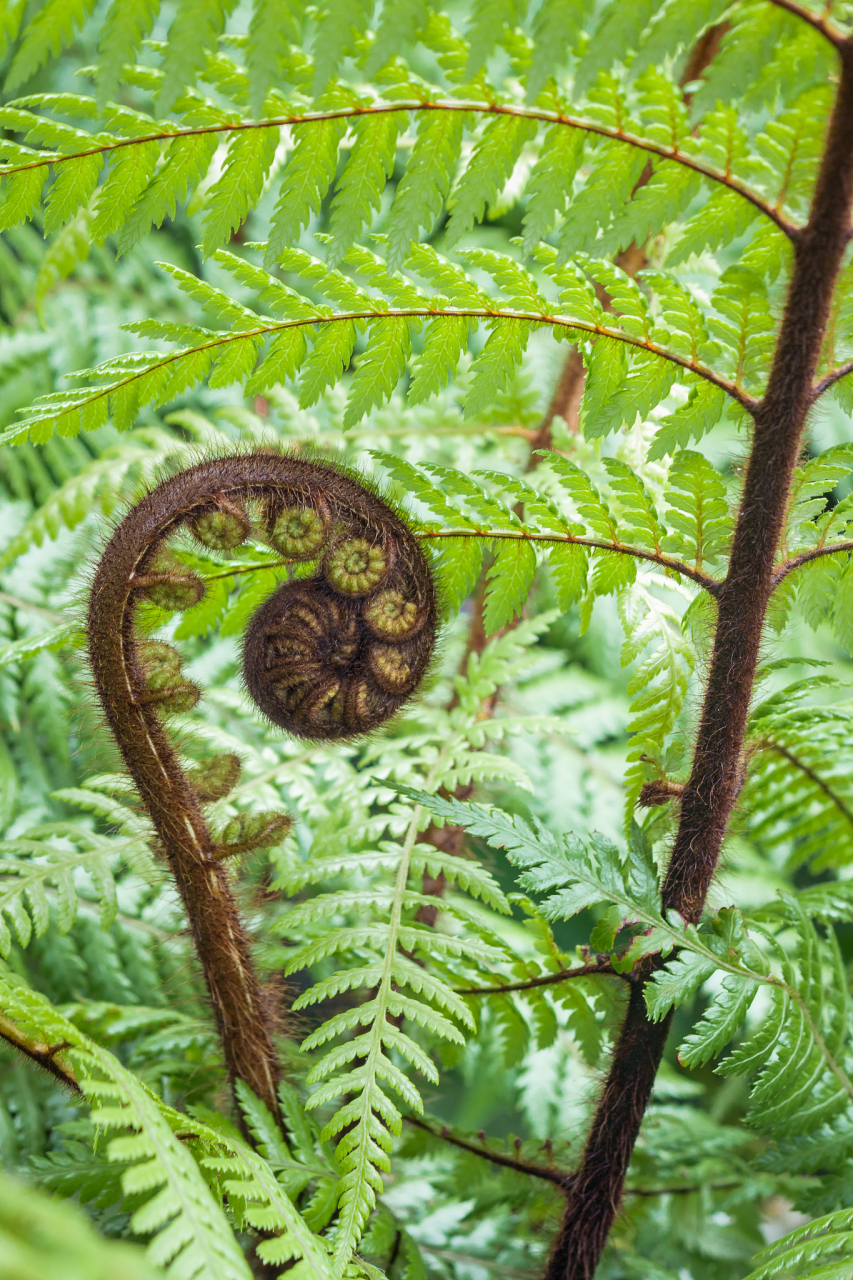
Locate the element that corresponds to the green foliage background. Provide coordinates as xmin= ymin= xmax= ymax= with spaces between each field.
xmin=0 ymin=1 xmax=852 ymax=1278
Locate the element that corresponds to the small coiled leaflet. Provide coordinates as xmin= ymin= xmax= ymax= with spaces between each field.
xmin=87 ymin=450 xmax=437 ymax=1115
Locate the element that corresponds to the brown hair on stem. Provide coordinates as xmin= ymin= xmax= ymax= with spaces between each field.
xmin=545 ymin=32 xmax=853 ymax=1280
xmin=87 ymin=449 xmax=438 ymax=1118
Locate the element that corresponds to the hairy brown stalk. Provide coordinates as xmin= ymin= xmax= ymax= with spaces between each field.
xmin=0 ymin=1014 xmax=81 ymax=1093
xmin=1 ymin=103 xmax=798 ymax=237
xmin=87 ymin=450 xmax=437 ymax=1118
xmin=545 ymin=33 xmax=853 ymax=1280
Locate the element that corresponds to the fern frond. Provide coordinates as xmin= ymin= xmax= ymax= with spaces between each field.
xmin=744 ymin=680 xmax=853 ymax=872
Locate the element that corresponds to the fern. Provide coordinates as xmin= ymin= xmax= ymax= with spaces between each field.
xmin=743 ymin=678 xmax=853 ymax=872
xmin=2 ymin=3 xmax=853 ymax=1276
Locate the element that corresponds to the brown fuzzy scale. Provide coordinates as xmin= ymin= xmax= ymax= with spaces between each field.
xmin=87 ymin=450 xmax=438 ymax=1120
xmin=546 ymin=39 xmax=853 ymax=1280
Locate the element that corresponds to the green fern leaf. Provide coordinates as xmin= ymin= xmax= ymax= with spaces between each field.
xmin=609 ymin=161 xmax=700 ymax=256
xmin=547 ymin=456 xmax=617 ymax=540
xmin=548 ymin=541 xmax=589 ymax=610
xmin=343 ymin=315 xmax=414 ymax=427
xmin=521 ymin=124 xmax=584 ymax=252
xmin=245 ymin=328 xmax=308 ymax=395
xmin=298 ymin=320 xmax=358 ymax=409
xmin=6 ymin=0 xmax=97 ymax=91
xmin=645 ymin=949 xmax=716 ymax=1020
xmin=0 ymin=978 xmax=256 ymax=1279
xmin=557 ymin=142 xmax=647 ymax=259
xmin=385 ymin=110 xmax=464 ymax=271
xmin=265 ymin=117 xmax=348 ymax=265
xmin=96 ymin=0 xmax=158 ymax=106
xmin=117 ymin=134 xmax=220 ymax=255
xmin=678 ymin=974 xmax=758 ymax=1068
xmin=43 ymin=153 xmax=102 ymax=233
xmin=91 ymin=139 xmax=159 ymax=242
xmin=365 ymin=0 xmax=429 ymax=73
xmin=666 ymin=188 xmax=760 ymax=266
xmin=660 ymin=449 xmax=731 ymax=567
xmin=573 ymin=0 xmax=663 ymax=95
xmin=579 ymin=339 xmax=628 ymax=439
xmin=408 ymin=315 xmax=473 ymax=405
xmin=526 ymin=0 xmax=587 ymax=102
xmin=328 ymin=112 xmax=403 ymax=266
xmin=649 ymin=381 xmax=727 ymax=461
xmin=201 ymin=126 xmax=278 ymax=254
xmin=482 ymin=539 xmax=537 ymax=633
xmin=246 ymin=0 xmax=302 ymax=116
xmin=464 ymin=0 xmax=524 ymax=78
xmin=0 ymin=167 xmax=49 ymax=232
xmin=632 ymin=0 xmax=730 ymax=76
xmin=159 ymin=0 xmax=237 ymax=113
xmin=465 ymin=319 xmax=531 ymax=419
xmin=311 ymin=0 xmax=374 ymax=95
xmin=445 ymin=115 xmax=537 ymax=249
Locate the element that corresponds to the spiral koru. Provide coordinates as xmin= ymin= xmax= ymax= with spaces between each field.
xmin=86 ymin=450 xmax=437 ymax=1116
xmin=244 ymin=470 xmax=436 ymax=741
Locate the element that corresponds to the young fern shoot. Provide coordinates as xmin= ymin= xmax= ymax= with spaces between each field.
xmin=86 ymin=450 xmax=437 ymax=1115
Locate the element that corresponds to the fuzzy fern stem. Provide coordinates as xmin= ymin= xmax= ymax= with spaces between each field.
xmin=87 ymin=450 xmax=437 ymax=1122
xmin=545 ymin=33 xmax=853 ymax=1280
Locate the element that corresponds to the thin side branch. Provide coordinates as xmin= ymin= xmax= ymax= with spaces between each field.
xmin=761 ymin=739 xmax=853 ymax=834
xmin=421 ymin=528 xmax=722 ymax=594
xmin=0 ymin=101 xmax=799 ymax=239
xmin=455 ymin=960 xmax=620 ymax=995
xmin=202 ymin=529 xmax=722 ymax=595
xmin=0 ymin=1014 xmax=81 ymax=1093
xmin=405 ymin=1115 xmax=571 ymax=1188
xmin=773 ymin=539 xmax=853 ymax=583
xmin=766 ymin=0 xmax=848 ymax=48
xmin=625 ymin=1180 xmax=744 ymax=1197
xmin=813 ymin=357 xmax=853 ymax=399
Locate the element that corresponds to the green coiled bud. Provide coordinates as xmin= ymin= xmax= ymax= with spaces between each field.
xmin=364 ymin=589 xmax=422 ymax=638
xmin=137 ymin=548 xmax=204 ymax=612
xmin=325 ymin=537 xmax=390 ymax=596
xmin=213 ymin=810 xmax=292 ymax=859
xmin=269 ymin=506 xmax=328 ymax=559
xmin=191 ymin=501 xmax=250 ymax=551
xmin=137 ymin=640 xmax=182 ymax=693
xmin=188 ymin=753 xmax=242 ymax=803
xmin=136 ymin=641 xmax=200 ymax=713
xmin=368 ymin=644 xmax=413 ymax=693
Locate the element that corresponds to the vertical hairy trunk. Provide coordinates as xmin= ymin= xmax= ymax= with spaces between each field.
xmin=545 ymin=37 xmax=853 ymax=1280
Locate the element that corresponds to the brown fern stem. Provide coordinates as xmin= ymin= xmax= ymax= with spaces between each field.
xmin=545 ymin=35 xmax=853 ymax=1280
xmin=0 ymin=1014 xmax=81 ymax=1094
xmin=87 ymin=451 xmax=437 ymax=1121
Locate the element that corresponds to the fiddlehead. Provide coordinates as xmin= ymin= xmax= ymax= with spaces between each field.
xmin=87 ymin=450 xmax=438 ymax=1115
